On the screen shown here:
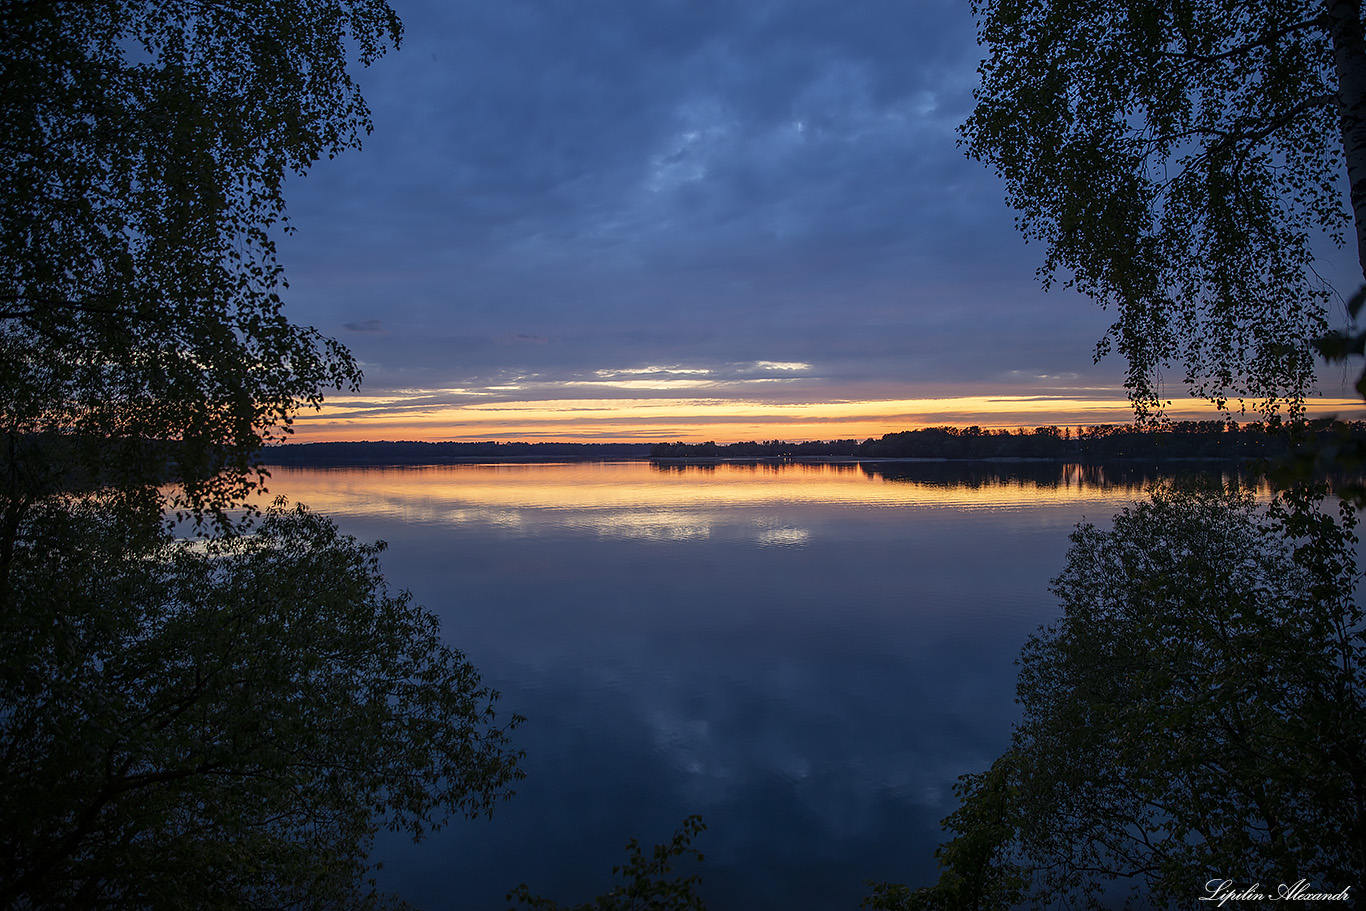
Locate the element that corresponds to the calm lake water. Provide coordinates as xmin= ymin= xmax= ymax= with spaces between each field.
xmin=260 ymin=460 xmax=1229 ymax=911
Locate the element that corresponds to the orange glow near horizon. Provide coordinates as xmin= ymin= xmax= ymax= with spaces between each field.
xmin=260 ymin=461 xmax=1180 ymax=525
xmin=285 ymin=392 xmax=1366 ymax=444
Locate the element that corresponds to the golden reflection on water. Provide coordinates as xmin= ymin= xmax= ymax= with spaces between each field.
xmin=258 ymin=461 xmax=1254 ymax=537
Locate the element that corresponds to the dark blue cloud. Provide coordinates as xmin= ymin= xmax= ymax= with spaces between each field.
xmin=274 ymin=0 xmax=1133 ymax=412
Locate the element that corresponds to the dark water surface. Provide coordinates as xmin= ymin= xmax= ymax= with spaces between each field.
xmin=261 ymin=461 xmax=1226 ymax=911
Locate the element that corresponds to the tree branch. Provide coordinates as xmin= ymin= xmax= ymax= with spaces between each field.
xmin=1157 ymin=16 xmax=1327 ymax=64
xmin=0 ymin=293 xmax=136 ymax=320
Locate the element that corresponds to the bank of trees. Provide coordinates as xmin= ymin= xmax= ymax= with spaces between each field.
xmin=266 ymin=440 xmax=656 ymax=465
xmin=648 ymin=422 xmax=1366 ymax=462
xmin=0 ymin=3 xmax=523 ymax=907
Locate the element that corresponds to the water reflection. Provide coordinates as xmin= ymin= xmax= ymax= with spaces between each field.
xmin=861 ymin=459 xmax=1264 ymax=492
xmin=262 ymin=460 xmax=1195 ymax=527
xmin=257 ymin=461 xmax=1235 ymax=911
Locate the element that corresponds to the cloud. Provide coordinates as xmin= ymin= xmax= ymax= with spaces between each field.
xmin=748 ymin=361 xmax=811 ymax=373
xmin=594 ymin=365 xmax=714 ymax=378
xmin=283 ymin=0 xmax=1002 ymax=312
xmin=274 ymin=0 xmax=1353 ymax=439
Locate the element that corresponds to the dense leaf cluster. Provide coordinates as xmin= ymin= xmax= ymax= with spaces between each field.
xmin=964 ymin=0 xmax=1349 ymax=420
xmin=873 ymin=485 xmax=1365 ymax=909
xmin=1 ymin=500 xmax=523 ymax=909
xmin=508 ymin=817 xmax=708 ymax=911
xmin=0 ymin=0 xmax=399 ymax=526
xmin=0 ymin=4 xmax=530 ymax=908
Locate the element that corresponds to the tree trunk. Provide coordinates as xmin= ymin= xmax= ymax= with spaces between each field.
xmin=1328 ymin=0 xmax=1366 ymax=284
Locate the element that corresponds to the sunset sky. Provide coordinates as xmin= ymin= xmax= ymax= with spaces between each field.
xmin=276 ymin=0 xmax=1366 ymax=443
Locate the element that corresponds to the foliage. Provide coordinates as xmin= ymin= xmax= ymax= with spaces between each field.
xmin=1288 ymin=285 xmax=1366 ymax=503
xmin=0 ymin=6 xmax=542 ymax=910
xmin=875 ymin=484 xmax=1366 ymax=909
xmin=0 ymin=500 xmax=524 ymax=910
xmin=963 ymin=0 xmax=1359 ymax=421
xmin=507 ymin=817 xmax=708 ymax=911
xmin=921 ymin=6 xmax=1366 ymax=910
xmin=0 ymin=0 xmax=400 ymax=528
xmin=863 ymin=756 xmax=1025 ymax=911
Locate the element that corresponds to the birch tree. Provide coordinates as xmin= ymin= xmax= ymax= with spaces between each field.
xmin=963 ymin=0 xmax=1366 ymax=421
xmin=0 ymin=0 xmax=399 ymax=544
xmin=0 ymin=5 xmax=528 ymax=905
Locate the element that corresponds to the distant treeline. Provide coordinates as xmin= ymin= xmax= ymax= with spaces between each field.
xmin=260 ymin=421 xmax=1366 ymax=466
xmin=262 ymin=440 xmax=656 ymax=465
xmin=649 ymin=421 xmax=1366 ymax=461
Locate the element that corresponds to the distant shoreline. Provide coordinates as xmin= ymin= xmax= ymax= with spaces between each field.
xmin=262 ymin=421 xmax=1366 ymax=467
xmin=261 ymin=455 xmax=1254 ymax=467
xmin=261 ymin=440 xmax=654 ymax=467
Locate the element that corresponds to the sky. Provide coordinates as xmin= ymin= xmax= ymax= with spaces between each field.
xmin=276 ymin=0 xmax=1366 ymax=443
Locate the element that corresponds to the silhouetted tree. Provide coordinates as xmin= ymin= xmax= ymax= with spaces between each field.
xmin=870 ymin=484 xmax=1365 ymax=910
xmin=870 ymin=5 xmax=1366 ymax=909
xmin=1 ymin=0 xmax=400 ymax=536
xmin=508 ymin=817 xmax=708 ymax=911
xmin=0 ymin=3 xmax=528 ymax=906
xmin=1 ymin=499 xmax=523 ymax=908
xmin=963 ymin=0 xmax=1363 ymax=421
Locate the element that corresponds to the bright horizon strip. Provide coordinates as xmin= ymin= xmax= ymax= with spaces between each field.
xmin=262 ymin=462 xmax=1160 ymax=522
xmin=286 ymin=392 xmax=1366 ymax=444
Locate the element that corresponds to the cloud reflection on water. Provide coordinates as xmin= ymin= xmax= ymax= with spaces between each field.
xmin=257 ymin=460 xmax=1244 ymax=910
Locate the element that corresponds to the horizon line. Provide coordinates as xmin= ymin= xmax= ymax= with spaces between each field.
xmin=270 ymin=416 xmax=1362 ymax=449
